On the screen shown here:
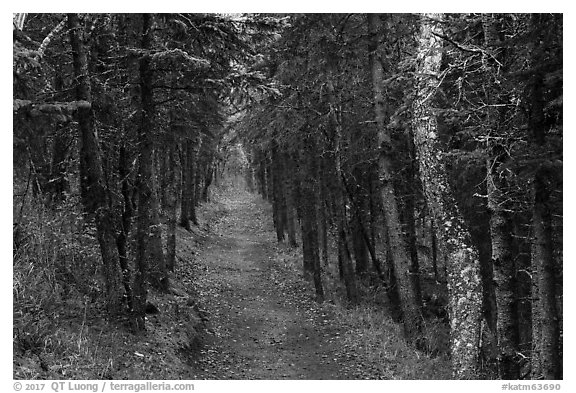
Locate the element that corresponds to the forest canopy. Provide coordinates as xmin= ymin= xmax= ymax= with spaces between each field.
xmin=13 ymin=13 xmax=562 ymax=381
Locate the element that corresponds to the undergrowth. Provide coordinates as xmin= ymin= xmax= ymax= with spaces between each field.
xmin=13 ymin=194 xmax=103 ymax=359
xmin=273 ymin=237 xmax=453 ymax=379
xmin=335 ymin=306 xmax=451 ymax=379
xmin=13 ymin=191 xmax=208 ymax=379
xmin=14 ymin=185 xmax=453 ymax=380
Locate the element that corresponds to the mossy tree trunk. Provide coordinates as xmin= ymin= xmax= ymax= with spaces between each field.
xmin=412 ymin=13 xmax=483 ymax=379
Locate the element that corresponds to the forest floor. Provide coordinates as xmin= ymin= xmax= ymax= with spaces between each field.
xmin=186 ymin=190 xmax=368 ymax=379
xmin=182 ymin=189 xmax=450 ymax=379
xmin=13 ymin=186 xmax=450 ymax=380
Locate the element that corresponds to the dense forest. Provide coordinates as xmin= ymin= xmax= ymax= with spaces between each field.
xmin=13 ymin=13 xmax=562 ymax=380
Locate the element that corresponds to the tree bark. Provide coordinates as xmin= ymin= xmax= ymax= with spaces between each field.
xmin=67 ymin=13 xmax=124 ymax=315
xmin=488 ymin=155 xmax=519 ymax=378
xmin=368 ymin=13 xmax=422 ymax=338
xmin=148 ymin=160 xmax=168 ymax=292
xmin=296 ymin=134 xmax=324 ymax=301
xmin=412 ymin=13 xmax=483 ymax=379
xmin=201 ymin=155 xmax=213 ymax=202
xmin=350 ymin=167 xmax=370 ymax=275
xmin=180 ymin=133 xmax=201 ymax=229
xmin=482 ymin=13 xmax=521 ymax=379
xmin=531 ymin=168 xmax=560 ymax=380
xmin=528 ymin=15 xmax=561 ymax=379
xmin=133 ymin=13 xmax=157 ymax=331
xmin=116 ymin=142 xmax=134 ymax=309
xmin=326 ymin=76 xmax=358 ymax=305
xmin=282 ymin=151 xmax=298 ymax=247
xmin=271 ymin=140 xmax=286 ymax=242
xmin=180 ymin=139 xmax=193 ymax=230
xmin=166 ymin=136 xmax=179 ymax=272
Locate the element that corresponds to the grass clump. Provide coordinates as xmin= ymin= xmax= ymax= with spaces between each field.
xmin=335 ymin=305 xmax=452 ymax=379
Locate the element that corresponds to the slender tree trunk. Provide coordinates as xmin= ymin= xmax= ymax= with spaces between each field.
xmin=265 ymin=153 xmax=273 ymax=203
xmin=257 ymin=151 xmax=268 ymax=200
xmin=297 ymin=135 xmax=324 ymax=300
xmin=166 ymin=134 xmax=180 ymax=272
xmin=412 ymin=13 xmax=482 ymax=379
xmin=319 ymin=186 xmax=330 ymax=268
xmin=148 ymin=162 xmax=168 ymax=291
xmin=326 ymin=76 xmax=358 ymax=305
xmin=531 ymin=168 xmax=560 ymax=380
xmin=271 ymin=141 xmax=286 ymax=242
xmin=405 ymin=137 xmax=423 ymax=303
xmin=481 ymin=13 xmax=521 ymax=379
xmin=488 ymin=159 xmax=519 ymax=378
xmin=430 ymin=219 xmax=439 ymax=281
xmin=180 ymin=133 xmax=201 ymax=229
xmin=189 ymin=134 xmax=201 ymax=224
xmin=368 ymin=13 xmax=422 ymax=338
xmin=133 ymin=13 xmax=156 ymax=331
xmin=350 ymin=167 xmax=370 ymax=275
xmin=67 ymin=13 xmax=124 ymax=315
xmin=117 ymin=142 xmax=134 ymax=309
xmin=308 ymin=139 xmax=325 ymax=302
xmin=180 ymin=139 xmax=193 ymax=230
xmin=528 ymin=15 xmax=561 ymax=377
xmin=282 ymin=151 xmax=298 ymax=247
xmin=201 ymin=155 xmax=213 ymax=202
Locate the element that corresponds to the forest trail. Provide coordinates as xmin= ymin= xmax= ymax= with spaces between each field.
xmin=186 ymin=190 xmax=364 ymax=379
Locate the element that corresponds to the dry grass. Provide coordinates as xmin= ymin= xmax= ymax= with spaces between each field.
xmin=273 ymin=230 xmax=453 ymax=380
xmin=335 ymin=305 xmax=452 ymax=379
xmin=13 ymin=193 xmax=209 ymax=380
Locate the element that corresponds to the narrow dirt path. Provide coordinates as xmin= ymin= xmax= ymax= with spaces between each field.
xmin=186 ymin=191 xmax=365 ymax=379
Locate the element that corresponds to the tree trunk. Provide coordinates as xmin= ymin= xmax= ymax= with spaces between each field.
xmin=326 ymin=75 xmax=358 ymax=305
xmin=201 ymin=156 xmax=213 ymax=202
xmin=481 ymin=13 xmax=521 ymax=379
xmin=180 ymin=139 xmax=193 ymax=230
xmin=531 ymin=168 xmax=560 ymax=380
xmin=368 ymin=13 xmax=422 ymax=338
xmin=282 ymin=151 xmax=298 ymax=247
xmin=271 ymin=141 xmax=286 ymax=242
xmin=67 ymin=13 xmax=124 ymax=316
xmin=180 ymin=134 xmax=201 ymax=229
xmin=190 ymin=134 xmax=202 ymax=223
xmin=148 ymin=161 xmax=168 ymax=292
xmin=412 ymin=13 xmax=483 ymax=379
xmin=528 ymin=15 xmax=561 ymax=378
xmin=319 ymin=181 xmax=330 ymax=268
xmin=296 ymin=135 xmax=324 ymax=300
xmin=165 ymin=134 xmax=180 ymax=272
xmin=117 ymin=142 xmax=134 ymax=309
xmin=430 ymin=219 xmax=439 ymax=281
xmin=350 ymin=167 xmax=370 ymax=275
xmin=488 ymin=160 xmax=519 ymax=378
xmin=133 ymin=13 xmax=155 ymax=332
xmin=265 ymin=153 xmax=273 ymax=203
xmin=257 ymin=150 xmax=268 ymax=200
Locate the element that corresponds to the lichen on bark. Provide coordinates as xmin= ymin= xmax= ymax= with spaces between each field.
xmin=412 ymin=13 xmax=483 ymax=379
